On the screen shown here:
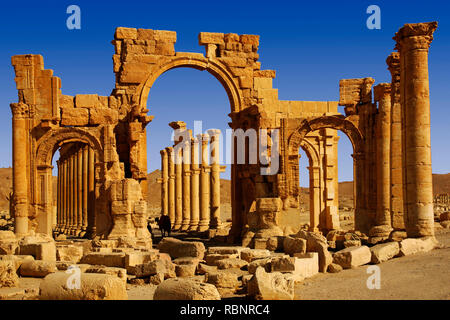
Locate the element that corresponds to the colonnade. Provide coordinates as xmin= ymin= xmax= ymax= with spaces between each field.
xmin=159 ymin=122 xmax=225 ymax=232
xmin=55 ymin=143 xmax=96 ymax=237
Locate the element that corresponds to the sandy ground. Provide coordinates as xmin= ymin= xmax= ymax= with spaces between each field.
xmin=296 ymin=228 xmax=450 ymax=300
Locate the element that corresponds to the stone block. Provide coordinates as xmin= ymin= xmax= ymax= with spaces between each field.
xmin=248 ymin=258 xmax=271 ymax=274
xmin=205 ymin=253 xmax=239 ymax=266
xmin=124 ymin=250 xmax=161 ymax=268
xmin=157 ymin=237 xmax=205 ymax=260
xmin=399 ymin=237 xmax=437 ymax=256
xmin=137 ymin=29 xmax=154 ymax=40
xmin=239 ymin=34 xmax=260 ymax=46
xmin=0 ymin=261 xmax=19 ymax=288
xmin=292 ymin=252 xmax=319 ymax=278
xmin=89 ymin=107 xmax=118 ymax=125
xmin=216 ymin=258 xmax=248 ymax=270
xmin=74 ymin=94 xmax=99 ymax=108
xmin=153 ymin=278 xmax=221 ymax=300
xmin=39 ymin=272 xmax=128 ymax=300
xmin=247 ymin=267 xmax=294 ymax=300
xmin=56 ymin=245 xmax=84 ymax=264
xmin=294 ymin=230 xmax=332 ymax=273
xmin=19 ymin=260 xmax=57 ymax=278
xmin=198 ymin=32 xmax=224 ymax=45
xmin=115 ymin=27 xmax=137 ymax=40
xmin=206 ymin=271 xmax=240 ymax=295
xmin=327 ymin=263 xmax=343 ymax=273
xmin=196 ymin=263 xmax=217 ymax=275
xmin=333 ymin=246 xmax=371 ymax=269
xmin=283 ymin=236 xmax=307 ymax=256
xmin=154 ymin=30 xmax=177 ymax=42
xmin=175 ymin=264 xmax=197 ymax=277
xmin=19 ymin=241 xmax=56 ymax=261
xmin=80 ymin=252 xmax=126 ymax=268
xmin=0 ymin=255 xmax=34 ymax=272
xmin=60 ymin=107 xmax=89 ymax=126
xmin=85 ymin=266 xmax=127 ymax=283
xmin=240 ymin=249 xmax=271 ymax=262
xmin=149 ymin=273 xmax=164 ymax=285
xmin=130 ymin=259 xmax=175 ymax=278
xmin=370 ymin=242 xmax=400 ymax=264
xmin=207 ymin=246 xmax=244 ymax=255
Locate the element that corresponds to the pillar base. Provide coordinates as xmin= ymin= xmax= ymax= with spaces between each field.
xmin=187 ymin=222 xmax=199 ymax=232
xmin=180 ymin=223 xmax=190 ymax=231
xmin=172 ymin=224 xmax=181 ymax=231
xmin=197 ymin=223 xmax=210 ymax=232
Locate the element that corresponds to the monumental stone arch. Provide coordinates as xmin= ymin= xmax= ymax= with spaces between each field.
xmin=9 ymin=22 xmax=439 ymax=248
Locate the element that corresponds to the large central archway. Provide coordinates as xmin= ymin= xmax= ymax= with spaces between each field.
xmin=136 ymin=55 xmax=243 ymax=114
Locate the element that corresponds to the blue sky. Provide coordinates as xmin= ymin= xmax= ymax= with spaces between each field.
xmin=0 ymin=0 xmax=448 ymax=186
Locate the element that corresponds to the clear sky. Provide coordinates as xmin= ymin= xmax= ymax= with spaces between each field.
xmin=0 ymin=0 xmax=448 ymax=187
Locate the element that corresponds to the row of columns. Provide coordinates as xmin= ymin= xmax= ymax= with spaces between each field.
xmin=370 ymin=22 xmax=437 ymax=238
xmin=55 ymin=144 xmax=96 ymax=237
xmin=159 ymin=126 xmax=224 ymax=232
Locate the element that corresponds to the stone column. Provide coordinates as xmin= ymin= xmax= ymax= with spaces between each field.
xmin=69 ymin=152 xmax=74 ymax=235
xmin=198 ymin=134 xmax=210 ymax=232
xmin=76 ymin=147 xmax=83 ymax=236
xmin=64 ymin=158 xmax=69 ymax=234
xmin=181 ymin=141 xmax=191 ymax=231
xmin=372 ymin=83 xmax=393 ymax=240
xmin=173 ymin=146 xmax=183 ymax=230
xmin=167 ymin=147 xmax=175 ymax=228
xmin=60 ymin=159 xmax=65 ymax=233
xmin=160 ymin=149 xmax=169 ymax=215
xmin=56 ymin=160 xmax=60 ymax=232
xmin=87 ymin=147 xmax=96 ymax=238
xmin=309 ymin=166 xmax=321 ymax=232
xmin=80 ymin=145 xmax=88 ymax=237
xmin=10 ymin=103 xmax=29 ymax=235
xmin=387 ymin=52 xmax=405 ymax=230
xmin=189 ymin=137 xmax=200 ymax=231
xmin=208 ymin=129 xmax=221 ymax=229
xmin=394 ymin=21 xmax=437 ymax=237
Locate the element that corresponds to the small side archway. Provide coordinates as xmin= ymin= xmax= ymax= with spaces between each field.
xmin=33 ymin=127 xmax=103 ymax=235
xmin=288 ymin=115 xmax=365 ymax=232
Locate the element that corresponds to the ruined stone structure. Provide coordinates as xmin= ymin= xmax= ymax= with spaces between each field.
xmin=9 ymin=22 xmax=438 ymax=246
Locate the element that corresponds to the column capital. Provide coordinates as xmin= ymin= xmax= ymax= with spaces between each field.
xmin=160 ymin=149 xmax=168 ymax=156
xmin=197 ymin=133 xmax=210 ymax=143
xmin=207 ymin=129 xmax=221 ymax=139
xmin=168 ymin=121 xmax=186 ymax=130
xmin=373 ymin=83 xmax=392 ymax=101
xmin=10 ymin=103 xmax=31 ymax=119
xmin=393 ymin=21 xmax=438 ymax=51
xmin=386 ymin=52 xmax=400 ymax=75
